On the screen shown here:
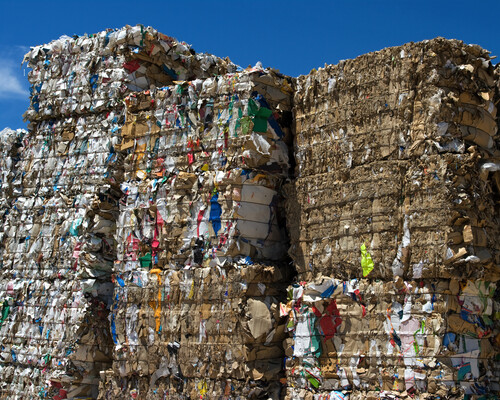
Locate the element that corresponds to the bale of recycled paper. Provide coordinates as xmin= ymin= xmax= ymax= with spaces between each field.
xmin=288 ymin=38 xmax=499 ymax=283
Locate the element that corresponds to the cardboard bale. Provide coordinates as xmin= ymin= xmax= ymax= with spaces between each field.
xmin=0 ymin=114 xmax=122 ymax=398
xmin=288 ymin=38 xmax=499 ymax=282
xmin=0 ymin=25 xmax=240 ymax=399
xmin=101 ymin=68 xmax=294 ymax=399
xmin=284 ymin=38 xmax=500 ymax=399
xmin=2 ymin=26 xmax=499 ymax=400
xmin=101 ymin=262 xmax=292 ymax=399
xmin=22 ymin=25 xmax=236 ymax=122
xmin=282 ymin=277 xmax=499 ymax=399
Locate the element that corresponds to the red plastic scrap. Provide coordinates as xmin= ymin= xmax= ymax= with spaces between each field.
xmin=319 ymin=299 xmax=342 ymax=340
xmin=123 ymin=60 xmax=141 ymax=73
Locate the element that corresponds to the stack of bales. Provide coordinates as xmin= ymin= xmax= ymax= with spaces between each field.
xmin=99 ymin=68 xmax=295 ymax=399
xmin=0 ymin=25 xmax=235 ymax=399
xmin=1 ymin=25 xmax=499 ymax=400
xmin=283 ymin=38 xmax=499 ymax=399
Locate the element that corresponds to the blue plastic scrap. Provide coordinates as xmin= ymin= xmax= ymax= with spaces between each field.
xmin=209 ymin=192 xmax=222 ymax=237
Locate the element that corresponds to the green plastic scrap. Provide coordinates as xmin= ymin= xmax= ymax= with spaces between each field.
xmin=139 ymin=252 xmax=152 ymax=268
xmin=139 ymin=24 xmax=145 ymax=47
xmin=240 ymin=116 xmax=253 ymax=135
xmin=234 ymin=107 xmax=244 ymax=135
xmin=0 ymin=300 xmax=10 ymax=327
xmin=307 ymin=313 xmax=322 ymax=357
xmin=307 ymin=373 xmax=320 ymax=388
xmin=301 ymin=364 xmax=321 ymax=389
xmin=43 ymin=352 xmax=52 ymax=365
xmin=247 ymin=98 xmax=259 ymax=117
xmin=253 ymin=107 xmax=272 ymax=133
xmin=247 ymin=98 xmax=272 ymax=133
xmin=360 ymin=243 xmax=374 ymax=277
xmin=413 ymin=320 xmax=425 ymax=354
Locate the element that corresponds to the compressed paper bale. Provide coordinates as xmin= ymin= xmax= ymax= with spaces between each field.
xmin=4 ymin=26 xmax=500 ymax=400
xmin=284 ymin=38 xmax=499 ymax=400
xmin=104 ymin=262 xmax=290 ymax=399
xmin=282 ymin=277 xmax=498 ymax=397
xmin=113 ymin=76 xmax=295 ymax=391
xmin=288 ymin=38 xmax=499 ymax=284
xmin=0 ymin=25 xmax=241 ymax=399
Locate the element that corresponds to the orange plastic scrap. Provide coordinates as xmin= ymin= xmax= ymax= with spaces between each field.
xmin=149 ymin=268 xmax=163 ymax=333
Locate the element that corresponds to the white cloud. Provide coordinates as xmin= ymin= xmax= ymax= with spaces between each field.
xmin=0 ymin=63 xmax=29 ymax=98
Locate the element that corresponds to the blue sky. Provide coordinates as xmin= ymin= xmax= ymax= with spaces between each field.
xmin=1 ymin=0 xmax=499 ymax=130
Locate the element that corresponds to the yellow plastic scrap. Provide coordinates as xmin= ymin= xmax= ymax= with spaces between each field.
xmin=135 ymin=142 xmax=147 ymax=162
xmin=149 ymin=268 xmax=162 ymax=333
xmin=188 ymin=280 xmax=195 ymax=300
xmin=250 ymin=173 xmax=269 ymax=185
xmin=198 ymin=379 xmax=208 ymax=396
xmin=360 ymin=243 xmax=374 ymax=277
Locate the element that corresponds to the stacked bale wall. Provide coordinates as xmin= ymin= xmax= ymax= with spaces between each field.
xmin=0 ymin=27 xmax=498 ymax=400
xmin=283 ymin=39 xmax=499 ymax=399
xmin=0 ymin=25 xmax=236 ymax=399
xmin=100 ymin=70 xmax=295 ymax=399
